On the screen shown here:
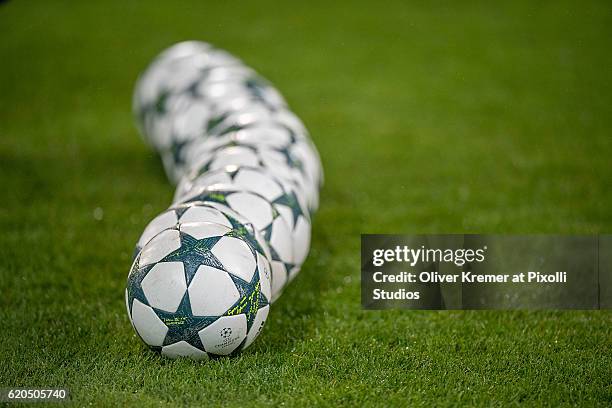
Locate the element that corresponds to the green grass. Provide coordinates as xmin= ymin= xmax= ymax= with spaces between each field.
xmin=1 ymin=0 xmax=611 ymax=406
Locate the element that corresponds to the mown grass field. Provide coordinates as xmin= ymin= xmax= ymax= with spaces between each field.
xmin=0 ymin=1 xmax=610 ymax=406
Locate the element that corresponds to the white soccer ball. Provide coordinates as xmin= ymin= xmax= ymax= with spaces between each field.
xmin=177 ymin=186 xmax=295 ymax=300
xmin=126 ymin=221 xmax=271 ymax=359
xmin=175 ymin=166 xmax=311 ymax=269
xmin=181 ymin=123 xmax=323 ymax=213
xmin=133 ymin=42 xmax=244 ymax=149
xmin=133 ymin=202 xmax=272 ymax=267
xmin=134 ymin=41 xmax=241 ymax=112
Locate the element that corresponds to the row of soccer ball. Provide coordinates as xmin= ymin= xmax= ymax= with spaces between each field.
xmin=125 ymin=42 xmax=323 ymax=360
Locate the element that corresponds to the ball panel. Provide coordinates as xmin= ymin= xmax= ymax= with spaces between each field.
xmin=131 ymin=299 xmax=168 ymax=347
xmin=198 ymin=314 xmax=247 ymax=355
xmin=274 ymin=109 xmax=308 ymax=136
xmin=225 ymin=192 xmax=273 ymax=231
xmin=256 ymin=252 xmax=272 ymax=301
xmin=188 ymin=265 xmax=240 ymax=316
xmin=243 ymin=304 xmax=269 ymax=350
xmin=234 ymin=124 xmax=295 ymax=148
xmin=175 ymin=171 xmax=232 ymax=202
xmin=180 ymin=206 xmax=232 ymax=228
xmin=269 ymin=217 xmax=293 ymax=262
xmin=276 ymin=205 xmax=294 ymax=230
xmin=209 ymin=105 xmax=273 ymax=134
xmin=161 ymin=341 xmax=208 ymax=360
xmin=211 ymin=237 xmax=257 ymax=282
xmin=201 ymin=65 xmax=255 ymax=84
xmin=208 ymin=146 xmax=261 ymax=170
xmin=180 ymin=221 xmax=229 ymax=240
xmin=293 ymin=217 xmax=312 ymax=265
xmin=172 ymin=101 xmax=212 ymax=142
xmin=270 ymin=261 xmax=288 ymax=302
xmin=231 ymin=167 xmax=284 ymax=201
xmin=141 ymin=262 xmax=187 ymax=313
xmin=139 ymin=229 xmax=181 ymax=266
xmin=137 ymin=211 xmax=178 ymax=251
xmin=201 ymin=80 xmax=242 ymax=98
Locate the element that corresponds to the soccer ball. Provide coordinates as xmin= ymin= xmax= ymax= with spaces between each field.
xmin=178 ymin=143 xmax=302 ymax=189
xmin=133 ymin=42 xmax=242 ymax=115
xmin=133 ymin=42 xmax=244 ymax=151
xmin=128 ymin=41 xmax=324 ymax=360
xmin=177 ymin=186 xmax=295 ymax=300
xmin=156 ymin=90 xmax=289 ymax=183
xmin=175 ymin=166 xmax=311 ymax=267
xmin=181 ymin=123 xmax=322 ymax=213
xmin=133 ymin=202 xmax=272 ymax=267
xmin=135 ymin=74 xmax=291 ymax=182
xmin=126 ymin=221 xmax=271 ymax=359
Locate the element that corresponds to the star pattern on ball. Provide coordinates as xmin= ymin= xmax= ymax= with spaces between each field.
xmin=264 ymin=240 xmax=295 ymax=274
xmin=183 ymin=189 xmax=229 ymax=207
xmin=126 ymin=230 xmax=227 ymax=314
xmin=170 ymin=139 xmax=191 ymax=168
xmin=273 ymin=190 xmax=308 ymax=227
xmin=225 ymin=269 xmax=268 ymax=331
xmin=244 ymin=78 xmax=278 ymax=110
xmin=218 ymin=123 xmax=243 ymax=136
xmin=126 ymin=255 xmax=153 ymax=315
xmin=207 ymin=112 xmax=244 ymax=136
xmin=223 ymin=214 xmax=267 ymax=257
xmin=244 ymin=78 xmax=264 ymax=97
xmin=159 ymin=231 xmax=225 ymax=285
xmin=155 ymin=290 xmax=217 ymax=349
xmin=283 ymin=125 xmax=299 ymax=144
xmin=206 ymin=113 xmax=228 ymax=133
xmin=278 ymin=147 xmax=304 ymax=173
xmin=224 ymin=167 xmax=240 ymax=180
xmin=185 ymin=80 xmax=202 ymax=98
xmin=154 ymin=89 xmax=170 ymax=115
xmin=191 ymin=160 xmax=213 ymax=179
xmin=172 ymin=205 xmax=190 ymax=219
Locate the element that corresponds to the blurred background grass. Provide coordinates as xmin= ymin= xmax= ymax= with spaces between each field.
xmin=0 ymin=1 xmax=610 ymax=406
